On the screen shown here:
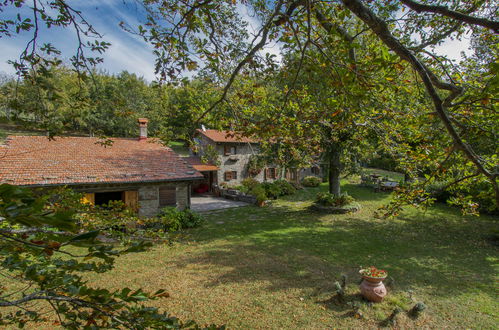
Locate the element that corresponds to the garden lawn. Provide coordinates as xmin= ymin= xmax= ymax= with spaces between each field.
xmin=88 ymin=180 xmax=498 ymax=329
xmin=168 ymin=140 xmax=190 ymax=157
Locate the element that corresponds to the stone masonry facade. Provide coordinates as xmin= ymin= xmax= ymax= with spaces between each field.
xmin=195 ymin=133 xmax=277 ymax=185
xmin=137 ymin=182 xmax=190 ymax=217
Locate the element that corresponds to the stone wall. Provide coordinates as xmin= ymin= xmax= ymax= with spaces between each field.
xmin=138 ymin=185 xmax=159 ymax=217
xmin=196 ymin=135 xmax=281 ymax=185
xmin=138 ymin=182 xmax=191 ymax=216
xmin=215 ymin=143 xmax=265 ymax=185
xmin=175 ymin=182 xmax=190 ymax=210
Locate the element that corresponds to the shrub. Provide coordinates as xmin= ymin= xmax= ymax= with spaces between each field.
xmin=241 ymin=177 xmax=259 ymax=190
xmin=273 ymin=179 xmax=296 ymax=196
xmin=302 ymin=176 xmax=322 ymax=187
xmin=315 ymin=192 xmax=355 ymax=207
xmin=425 ymin=180 xmax=497 ymax=214
xmin=157 ymin=207 xmax=204 ymax=231
xmin=251 ymin=185 xmax=267 ymax=203
xmin=426 ymin=181 xmax=452 ymax=203
xmin=234 ymin=185 xmax=249 ymax=194
xmin=367 ymin=155 xmax=398 ymax=171
xmin=261 ymin=182 xmax=282 ymax=199
xmin=250 ymin=180 xmax=297 ymax=200
xmin=156 ymin=212 xmax=182 ymax=232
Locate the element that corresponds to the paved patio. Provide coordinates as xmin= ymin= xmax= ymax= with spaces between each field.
xmin=190 ymin=195 xmax=251 ymax=212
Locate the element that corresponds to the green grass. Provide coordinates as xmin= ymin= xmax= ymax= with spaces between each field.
xmin=84 ymin=180 xmax=498 ymax=329
xmin=0 ymin=122 xmax=46 ymax=142
xmin=168 ymin=140 xmax=190 ymax=157
xmin=362 ymin=167 xmax=405 ymax=182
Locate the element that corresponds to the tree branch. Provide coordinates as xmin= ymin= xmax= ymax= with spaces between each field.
xmin=314 ymin=8 xmax=356 ymax=63
xmin=409 ymin=21 xmax=462 ymax=51
xmin=341 ymin=0 xmax=499 ymax=206
xmin=194 ymin=0 xmax=285 ymax=124
xmin=0 ymin=291 xmax=127 ymax=327
xmin=400 ymin=0 xmax=499 ymax=33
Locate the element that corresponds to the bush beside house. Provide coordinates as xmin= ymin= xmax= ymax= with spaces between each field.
xmin=302 ymin=176 xmax=322 ymax=187
xmin=219 ymin=178 xmax=297 ymax=206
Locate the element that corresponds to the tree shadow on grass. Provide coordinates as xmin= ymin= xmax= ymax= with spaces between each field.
xmin=176 ymin=204 xmax=498 ymax=301
xmin=341 ymin=183 xmax=392 ymax=202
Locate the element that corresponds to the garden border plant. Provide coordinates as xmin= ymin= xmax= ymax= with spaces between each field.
xmin=311 ymin=191 xmax=361 ymax=214
xmin=302 ymin=176 xmax=322 ymax=187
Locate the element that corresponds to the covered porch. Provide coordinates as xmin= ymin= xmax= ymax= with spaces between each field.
xmin=186 ymin=156 xmax=219 ymax=195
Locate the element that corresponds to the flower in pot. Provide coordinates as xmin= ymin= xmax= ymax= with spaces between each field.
xmin=359 ymin=266 xmax=388 ymax=302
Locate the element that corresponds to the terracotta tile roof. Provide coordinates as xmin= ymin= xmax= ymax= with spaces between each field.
xmin=185 ymin=156 xmax=219 ymax=172
xmin=0 ymin=136 xmax=203 ymax=186
xmin=196 ymin=129 xmax=257 ymax=143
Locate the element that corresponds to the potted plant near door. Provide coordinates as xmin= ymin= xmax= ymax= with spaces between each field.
xmin=359 ymin=266 xmax=388 ymax=302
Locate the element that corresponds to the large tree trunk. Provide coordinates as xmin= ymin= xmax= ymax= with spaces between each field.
xmin=329 ymin=147 xmax=341 ymax=196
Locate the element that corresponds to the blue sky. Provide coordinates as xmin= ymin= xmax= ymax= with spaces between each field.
xmin=0 ymin=1 xmax=471 ymax=82
xmin=0 ymin=0 xmax=157 ymax=81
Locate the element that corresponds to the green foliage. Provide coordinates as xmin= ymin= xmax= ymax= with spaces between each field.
xmin=302 ymin=176 xmax=322 ymax=187
xmin=260 ymin=180 xmax=296 ymax=199
xmin=157 ymin=207 xmax=204 ymax=231
xmin=251 ymin=185 xmax=267 ymax=204
xmin=200 ymin=144 xmax=221 ymax=167
xmin=233 ymin=185 xmax=250 ymax=194
xmin=1 ymin=0 xmax=497 ymax=218
xmin=247 ymin=155 xmax=266 ymax=176
xmin=239 ymin=178 xmax=296 ymax=202
xmin=315 ymin=192 xmax=355 ymax=207
xmin=272 ymin=179 xmax=297 ymax=196
xmin=0 ymin=184 xmax=218 ymax=328
xmin=425 ymin=181 xmax=453 ymax=203
xmin=367 ymin=155 xmax=398 ymax=172
xmin=0 ymin=67 xmax=222 ymax=140
xmin=241 ymin=177 xmax=260 ymax=191
xmin=425 ymin=180 xmax=497 ymax=215
xmin=261 ymin=182 xmax=282 ymax=199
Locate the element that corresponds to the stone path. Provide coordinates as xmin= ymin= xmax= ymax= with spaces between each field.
xmin=190 ymin=195 xmax=251 ymax=212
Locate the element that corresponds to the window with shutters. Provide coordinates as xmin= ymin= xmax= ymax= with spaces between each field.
xmin=159 ymin=187 xmax=176 ymax=207
xmin=311 ymin=166 xmax=320 ymax=175
xmin=224 ymin=171 xmax=237 ymax=181
xmin=266 ymin=167 xmax=277 ymax=180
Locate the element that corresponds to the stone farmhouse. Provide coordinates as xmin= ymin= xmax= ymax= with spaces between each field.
xmin=191 ymin=128 xmax=323 ymax=191
xmin=0 ymin=119 xmax=203 ymax=217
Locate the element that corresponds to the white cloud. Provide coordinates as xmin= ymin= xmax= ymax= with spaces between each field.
xmin=235 ymin=4 xmax=283 ymax=62
xmin=433 ymin=37 xmax=472 ymax=62
xmin=0 ymin=41 xmax=23 ymax=75
xmin=0 ymin=0 xmax=158 ymax=81
xmin=100 ymin=33 xmax=156 ymax=81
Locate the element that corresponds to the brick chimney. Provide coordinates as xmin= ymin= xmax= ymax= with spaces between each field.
xmin=138 ymin=118 xmax=149 ymax=140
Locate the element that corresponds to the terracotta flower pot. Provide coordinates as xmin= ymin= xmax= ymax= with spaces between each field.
xmin=359 ymin=275 xmax=387 ymax=302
